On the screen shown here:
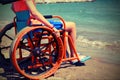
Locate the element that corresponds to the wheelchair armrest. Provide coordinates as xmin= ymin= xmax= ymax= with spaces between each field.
xmin=30 ymin=15 xmax=66 ymax=30
xmin=44 ymin=15 xmax=53 ymax=19
xmin=43 ymin=15 xmax=66 ymax=30
xmin=52 ymin=15 xmax=66 ymax=30
xmin=0 ymin=0 xmax=19 ymax=5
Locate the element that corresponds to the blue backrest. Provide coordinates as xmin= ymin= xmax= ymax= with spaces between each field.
xmin=15 ymin=10 xmax=30 ymax=32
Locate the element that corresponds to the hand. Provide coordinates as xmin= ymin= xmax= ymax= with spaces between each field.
xmin=53 ymin=27 xmax=60 ymax=37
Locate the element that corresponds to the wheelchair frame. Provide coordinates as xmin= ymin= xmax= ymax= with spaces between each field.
xmin=0 ymin=15 xmax=80 ymax=79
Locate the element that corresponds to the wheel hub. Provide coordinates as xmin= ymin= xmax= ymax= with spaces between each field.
xmin=32 ymin=47 xmax=42 ymax=57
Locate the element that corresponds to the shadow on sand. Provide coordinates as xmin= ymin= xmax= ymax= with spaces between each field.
xmin=0 ymin=52 xmax=85 ymax=80
xmin=0 ymin=54 xmax=29 ymax=80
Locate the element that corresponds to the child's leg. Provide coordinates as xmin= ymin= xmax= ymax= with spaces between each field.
xmin=65 ymin=21 xmax=91 ymax=63
xmin=65 ymin=21 xmax=77 ymax=56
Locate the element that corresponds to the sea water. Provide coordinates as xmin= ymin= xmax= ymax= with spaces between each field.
xmin=0 ymin=0 xmax=120 ymax=63
xmin=36 ymin=0 xmax=120 ymax=63
xmin=36 ymin=0 xmax=120 ymax=42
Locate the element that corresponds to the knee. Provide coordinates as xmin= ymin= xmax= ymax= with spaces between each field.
xmin=71 ymin=22 xmax=76 ymax=30
xmin=66 ymin=21 xmax=76 ymax=28
xmin=66 ymin=21 xmax=76 ymax=31
xmin=70 ymin=22 xmax=76 ymax=27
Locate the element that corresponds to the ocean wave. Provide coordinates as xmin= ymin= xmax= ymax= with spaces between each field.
xmin=76 ymin=36 xmax=120 ymax=51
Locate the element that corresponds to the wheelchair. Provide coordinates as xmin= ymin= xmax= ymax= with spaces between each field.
xmin=0 ymin=15 xmax=81 ymax=79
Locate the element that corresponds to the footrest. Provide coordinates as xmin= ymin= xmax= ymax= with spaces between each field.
xmin=80 ymin=56 xmax=91 ymax=63
xmin=72 ymin=56 xmax=91 ymax=66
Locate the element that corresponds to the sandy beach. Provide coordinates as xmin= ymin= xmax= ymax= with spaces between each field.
xmin=48 ymin=59 xmax=120 ymax=80
xmin=0 ymin=0 xmax=120 ymax=79
xmin=0 ymin=57 xmax=120 ymax=80
xmin=0 ymin=30 xmax=120 ymax=80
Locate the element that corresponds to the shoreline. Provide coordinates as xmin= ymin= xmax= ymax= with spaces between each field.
xmin=35 ymin=0 xmax=95 ymax=4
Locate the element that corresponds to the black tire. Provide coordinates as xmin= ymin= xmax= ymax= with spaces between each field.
xmin=0 ymin=23 xmax=15 ymax=60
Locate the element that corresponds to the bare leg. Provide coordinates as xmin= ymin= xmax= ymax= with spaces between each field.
xmin=65 ymin=21 xmax=76 ymax=56
xmin=65 ymin=21 xmax=91 ymax=63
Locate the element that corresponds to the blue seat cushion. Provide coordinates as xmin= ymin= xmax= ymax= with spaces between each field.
xmin=16 ymin=10 xmax=30 ymax=22
xmin=49 ymin=20 xmax=63 ymax=30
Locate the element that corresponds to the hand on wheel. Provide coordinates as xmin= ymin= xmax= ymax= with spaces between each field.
xmin=53 ymin=27 xmax=60 ymax=37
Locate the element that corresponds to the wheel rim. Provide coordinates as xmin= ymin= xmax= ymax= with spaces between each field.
xmin=11 ymin=26 xmax=63 ymax=79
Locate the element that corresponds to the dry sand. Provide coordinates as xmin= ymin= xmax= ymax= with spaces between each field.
xmin=47 ymin=58 xmax=120 ymax=80
xmin=0 ymin=56 xmax=120 ymax=80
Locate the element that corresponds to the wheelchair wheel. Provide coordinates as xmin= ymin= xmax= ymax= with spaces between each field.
xmin=0 ymin=23 xmax=15 ymax=59
xmin=10 ymin=26 xmax=64 ymax=79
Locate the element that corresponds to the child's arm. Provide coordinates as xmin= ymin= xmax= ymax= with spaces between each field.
xmin=25 ymin=0 xmax=60 ymax=37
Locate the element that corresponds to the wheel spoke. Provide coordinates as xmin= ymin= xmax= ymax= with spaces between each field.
xmin=0 ymin=46 xmax=10 ymax=50
xmin=40 ymin=40 xmax=54 ymax=50
xmin=35 ymin=30 xmax=44 ymax=47
xmin=27 ymin=33 xmax=35 ymax=49
xmin=39 ymin=57 xmax=47 ymax=71
xmin=4 ymin=33 xmax=13 ymax=41
xmin=18 ymin=40 xmax=31 ymax=52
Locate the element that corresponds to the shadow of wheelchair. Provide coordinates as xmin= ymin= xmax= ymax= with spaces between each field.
xmin=0 ymin=53 xmax=29 ymax=80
